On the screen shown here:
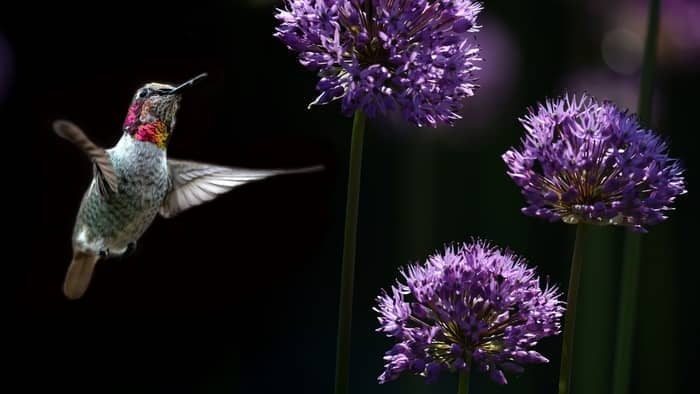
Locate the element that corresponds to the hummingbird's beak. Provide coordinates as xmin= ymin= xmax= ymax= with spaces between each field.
xmin=168 ymin=73 xmax=208 ymax=95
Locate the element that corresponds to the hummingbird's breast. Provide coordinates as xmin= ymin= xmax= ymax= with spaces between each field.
xmin=73 ymin=134 xmax=170 ymax=254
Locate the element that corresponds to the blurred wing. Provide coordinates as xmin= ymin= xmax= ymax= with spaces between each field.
xmin=159 ymin=158 xmax=322 ymax=218
xmin=52 ymin=119 xmax=119 ymax=195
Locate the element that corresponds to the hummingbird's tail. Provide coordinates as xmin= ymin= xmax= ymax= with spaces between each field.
xmin=63 ymin=250 xmax=99 ymax=300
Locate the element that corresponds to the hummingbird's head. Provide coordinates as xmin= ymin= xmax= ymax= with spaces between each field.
xmin=123 ymin=73 xmax=207 ymax=149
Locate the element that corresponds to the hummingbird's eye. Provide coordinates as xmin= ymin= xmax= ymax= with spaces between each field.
xmin=137 ymin=89 xmax=149 ymax=99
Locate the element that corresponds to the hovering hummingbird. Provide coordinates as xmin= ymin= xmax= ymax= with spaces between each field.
xmin=53 ymin=73 xmax=321 ymax=300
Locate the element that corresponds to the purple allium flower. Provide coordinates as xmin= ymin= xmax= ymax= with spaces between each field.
xmin=375 ymin=240 xmax=564 ymax=385
xmin=503 ymin=94 xmax=687 ymax=232
xmin=274 ymin=0 xmax=483 ymax=127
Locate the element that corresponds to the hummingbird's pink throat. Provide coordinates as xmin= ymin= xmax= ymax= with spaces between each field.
xmin=123 ymin=101 xmax=170 ymax=149
xmin=133 ymin=121 xmax=169 ymax=148
xmin=123 ymin=101 xmax=141 ymax=131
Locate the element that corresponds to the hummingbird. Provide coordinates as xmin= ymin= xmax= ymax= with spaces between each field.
xmin=53 ymin=73 xmax=322 ymax=300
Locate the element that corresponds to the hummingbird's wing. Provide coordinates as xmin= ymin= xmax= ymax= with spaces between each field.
xmin=52 ymin=120 xmax=119 ymax=195
xmin=159 ymin=158 xmax=323 ymax=218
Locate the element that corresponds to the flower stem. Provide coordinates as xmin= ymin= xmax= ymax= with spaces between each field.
xmin=636 ymin=0 xmax=660 ymax=127
xmin=334 ymin=110 xmax=366 ymax=394
xmin=457 ymin=370 xmax=470 ymax=394
xmin=558 ymin=223 xmax=588 ymax=394
xmin=612 ymin=0 xmax=659 ymax=393
xmin=612 ymin=233 xmax=642 ymax=394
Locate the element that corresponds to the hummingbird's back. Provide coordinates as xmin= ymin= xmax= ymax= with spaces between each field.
xmin=73 ymin=134 xmax=170 ymax=255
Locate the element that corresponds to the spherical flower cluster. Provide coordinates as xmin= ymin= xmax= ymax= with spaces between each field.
xmin=274 ymin=0 xmax=483 ymax=127
xmin=375 ymin=240 xmax=564 ymax=385
xmin=502 ymin=94 xmax=686 ymax=232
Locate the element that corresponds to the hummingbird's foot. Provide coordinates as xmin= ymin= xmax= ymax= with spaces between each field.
xmin=123 ymin=241 xmax=137 ymax=258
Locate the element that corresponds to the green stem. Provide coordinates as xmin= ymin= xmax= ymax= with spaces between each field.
xmin=612 ymin=1 xmax=659 ymax=393
xmin=558 ymin=224 xmax=588 ymax=394
xmin=334 ymin=110 xmax=366 ymax=394
xmin=636 ymin=0 xmax=660 ymax=127
xmin=457 ymin=370 xmax=470 ymax=394
xmin=612 ymin=233 xmax=642 ymax=394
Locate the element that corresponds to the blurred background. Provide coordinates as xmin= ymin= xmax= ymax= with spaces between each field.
xmin=6 ymin=0 xmax=698 ymax=393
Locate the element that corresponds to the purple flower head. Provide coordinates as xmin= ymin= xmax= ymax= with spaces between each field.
xmin=274 ymin=0 xmax=483 ymax=128
xmin=375 ymin=239 xmax=564 ymax=385
xmin=503 ymin=94 xmax=687 ymax=233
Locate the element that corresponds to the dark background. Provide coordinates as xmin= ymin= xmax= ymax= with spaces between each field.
xmin=5 ymin=1 xmax=698 ymax=393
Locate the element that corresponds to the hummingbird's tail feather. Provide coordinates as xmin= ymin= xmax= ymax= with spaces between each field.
xmin=63 ymin=250 xmax=99 ymax=300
